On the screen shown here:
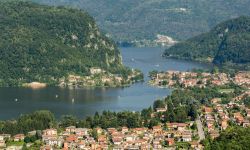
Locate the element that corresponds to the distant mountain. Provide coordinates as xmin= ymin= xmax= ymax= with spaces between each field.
xmin=31 ymin=0 xmax=250 ymax=44
xmin=0 ymin=1 xmax=135 ymax=87
xmin=164 ymin=16 xmax=250 ymax=66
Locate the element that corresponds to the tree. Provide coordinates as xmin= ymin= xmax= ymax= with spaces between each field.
xmin=148 ymin=118 xmax=159 ymax=128
xmin=203 ymin=127 xmax=250 ymax=150
xmin=212 ymin=66 xmax=219 ymax=74
xmin=175 ymin=106 xmax=187 ymax=123
xmin=24 ymin=137 xmax=31 ymax=143
xmin=91 ymin=129 xmax=98 ymax=140
xmin=22 ymin=143 xmax=28 ymax=150
xmin=78 ymin=120 xmax=91 ymax=128
xmin=149 ymin=70 xmax=158 ymax=78
xmin=165 ymin=100 xmax=176 ymax=122
xmin=60 ymin=115 xmax=77 ymax=128
xmin=188 ymin=104 xmax=198 ymax=121
xmin=161 ymin=80 xmax=169 ymax=86
xmin=141 ymin=107 xmax=152 ymax=120
xmin=93 ymin=112 xmax=100 ymax=126
xmin=1 ymin=110 xmax=55 ymax=135
xmin=168 ymin=110 xmax=176 ymax=123
xmin=153 ymin=100 xmax=165 ymax=110
xmin=243 ymin=97 xmax=250 ymax=108
xmin=191 ymin=122 xmax=197 ymax=130
xmin=127 ymin=115 xmax=140 ymax=128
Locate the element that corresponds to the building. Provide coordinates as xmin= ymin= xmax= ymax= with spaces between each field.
xmin=43 ymin=129 xmax=57 ymax=136
xmin=0 ymin=140 xmax=6 ymax=148
xmin=204 ymin=107 xmax=213 ymax=114
xmin=13 ymin=134 xmax=25 ymax=142
xmin=90 ymin=67 xmax=103 ymax=75
xmin=221 ymin=120 xmax=228 ymax=130
xmin=152 ymin=125 xmax=162 ymax=133
xmin=166 ymin=123 xmax=188 ymax=131
xmin=121 ymin=127 xmax=129 ymax=134
xmin=166 ymin=138 xmax=175 ymax=146
xmin=181 ymin=131 xmax=192 ymax=142
xmin=156 ymin=107 xmax=167 ymax=113
xmin=65 ymin=126 xmax=76 ymax=133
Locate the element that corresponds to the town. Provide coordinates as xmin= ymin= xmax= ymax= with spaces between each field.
xmin=1 ymin=91 xmax=250 ymax=150
xmin=150 ymin=70 xmax=250 ymax=89
xmin=59 ymin=67 xmax=143 ymax=88
xmin=0 ymin=71 xmax=250 ymax=150
xmin=0 ymin=116 xmax=201 ymax=149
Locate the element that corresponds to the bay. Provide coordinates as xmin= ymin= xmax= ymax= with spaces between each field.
xmin=0 ymin=47 xmax=210 ymax=120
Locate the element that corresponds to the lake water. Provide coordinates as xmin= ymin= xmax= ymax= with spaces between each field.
xmin=0 ymin=47 xmax=210 ymax=120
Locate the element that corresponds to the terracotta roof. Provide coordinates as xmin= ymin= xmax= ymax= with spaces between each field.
xmin=66 ymin=135 xmax=77 ymax=142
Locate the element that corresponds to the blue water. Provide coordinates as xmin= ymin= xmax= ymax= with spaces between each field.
xmin=0 ymin=47 xmax=210 ymax=120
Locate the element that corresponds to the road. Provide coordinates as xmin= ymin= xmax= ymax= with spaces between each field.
xmin=196 ymin=115 xmax=205 ymax=141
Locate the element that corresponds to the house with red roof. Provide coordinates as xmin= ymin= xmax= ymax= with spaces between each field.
xmin=152 ymin=125 xmax=162 ymax=133
xmin=166 ymin=123 xmax=188 ymax=131
xmin=203 ymin=107 xmax=213 ymax=114
xmin=221 ymin=120 xmax=228 ymax=130
xmin=43 ymin=129 xmax=57 ymax=136
xmin=166 ymin=138 xmax=175 ymax=146
xmin=13 ymin=134 xmax=25 ymax=142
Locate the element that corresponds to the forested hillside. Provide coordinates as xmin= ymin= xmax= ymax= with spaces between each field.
xmin=31 ymin=0 xmax=250 ymax=43
xmin=203 ymin=127 xmax=250 ymax=150
xmin=164 ymin=16 xmax=250 ymax=67
xmin=0 ymin=1 xmax=131 ymax=87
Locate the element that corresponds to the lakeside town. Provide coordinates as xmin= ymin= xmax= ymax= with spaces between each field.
xmin=1 ymin=87 xmax=250 ymax=150
xmin=0 ymin=0 xmax=250 ymax=150
xmin=59 ymin=68 xmax=143 ymax=88
xmin=149 ymin=70 xmax=250 ymax=89
xmin=0 ymin=70 xmax=250 ymax=149
xmin=23 ymin=67 xmax=143 ymax=89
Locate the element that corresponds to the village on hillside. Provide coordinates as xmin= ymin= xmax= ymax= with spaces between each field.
xmin=59 ymin=67 xmax=143 ymax=88
xmin=1 ymin=91 xmax=250 ymax=150
xmin=0 ymin=116 xmax=201 ymax=150
xmin=150 ymin=70 xmax=250 ymax=89
xmin=1 ymin=71 xmax=250 ymax=149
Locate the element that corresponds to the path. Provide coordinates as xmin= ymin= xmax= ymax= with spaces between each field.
xmin=196 ymin=115 xmax=205 ymax=141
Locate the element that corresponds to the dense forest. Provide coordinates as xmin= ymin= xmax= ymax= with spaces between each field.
xmin=164 ymin=16 xmax=250 ymax=68
xmin=0 ymin=1 xmax=129 ymax=87
xmin=203 ymin=127 xmax=250 ymax=150
xmin=31 ymin=0 xmax=250 ymax=43
xmin=0 ymin=110 xmax=55 ymax=135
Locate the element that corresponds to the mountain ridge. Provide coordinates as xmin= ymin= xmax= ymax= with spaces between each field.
xmin=164 ymin=16 xmax=250 ymax=69
xmin=31 ymin=0 xmax=250 ymax=44
xmin=0 ymin=1 xmax=140 ymax=87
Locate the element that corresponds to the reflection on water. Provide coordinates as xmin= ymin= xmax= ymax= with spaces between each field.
xmin=0 ymin=47 xmax=210 ymax=120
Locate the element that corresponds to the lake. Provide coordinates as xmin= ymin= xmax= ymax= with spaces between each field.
xmin=0 ymin=47 xmax=210 ymax=120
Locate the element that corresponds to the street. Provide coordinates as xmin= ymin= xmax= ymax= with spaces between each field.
xmin=196 ymin=115 xmax=205 ymax=141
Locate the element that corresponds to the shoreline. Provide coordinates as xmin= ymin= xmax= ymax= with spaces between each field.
xmin=163 ymin=55 xmax=214 ymax=66
xmin=0 ymin=79 xmax=145 ymax=89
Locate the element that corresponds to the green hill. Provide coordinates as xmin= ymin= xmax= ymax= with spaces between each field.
xmin=0 ymin=1 xmax=137 ymax=87
xmin=31 ymin=0 xmax=250 ymax=44
xmin=164 ymin=16 xmax=250 ymax=67
xmin=203 ymin=127 xmax=250 ymax=150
